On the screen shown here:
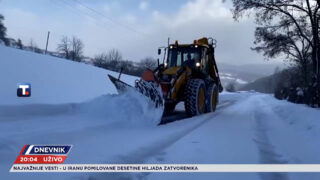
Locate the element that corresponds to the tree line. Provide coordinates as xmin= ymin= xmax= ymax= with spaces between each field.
xmin=0 ymin=13 xmax=156 ymax=77
xmin=232 ymin=0 xmax=320 ymax=107
xmin=92 ymin=49 xmax=157 ymax=76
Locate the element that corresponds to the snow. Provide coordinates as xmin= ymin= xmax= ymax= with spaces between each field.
xmin=0 ymin=45 xmax=320 ymax=180
xmin=236 ymin=78 xmax=248 ymax=84
xmin=145 ymin=93 xmax=320 ymax=180
xmin=220 ymin=72 xmax=248 ymax=85
xmin=0 ymin=45 xmax=137 ymax=105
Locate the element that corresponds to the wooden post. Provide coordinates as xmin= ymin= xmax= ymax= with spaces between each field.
xmin=45 ymin=31 xmax=50 ymax=54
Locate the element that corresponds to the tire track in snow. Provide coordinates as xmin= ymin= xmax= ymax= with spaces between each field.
xmin=88 ymin=114 xmax=213 ymax=180
xmin=88 ymin=100 xmax=237 ymax=180
xmin=252 ymin=96 xmax=289 ymax=180
xmin=161 ymin=99 xmax=236 ymax=124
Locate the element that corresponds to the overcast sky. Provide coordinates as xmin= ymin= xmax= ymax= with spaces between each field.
xmin=0 ymin=0 xmax=282 ymax=65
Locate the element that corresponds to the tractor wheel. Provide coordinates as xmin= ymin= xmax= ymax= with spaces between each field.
xmin=206 ymin=83 xmax=218 ymax=113
xmin=165 ymin=103 xmax=176 ymax=112
xmin=185 ymin=79 xmax=206 ymax=116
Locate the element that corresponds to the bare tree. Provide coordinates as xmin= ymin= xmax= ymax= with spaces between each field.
xmin=93 ymin=53 xmax=108 ymax=68
xmin=232 ymin=0 xmax=320 ymax=82
xmin=29 ymin=39 xmax=37 ymax=52
xmin=17 ymin=38 xmax=23 ymax=49
xmin=70 ymin=36 xmax=84 ymax=62
xmin=232 ymin=0 xmax=320 ymax=105
xmin=107 ymin=49 xmax=122 ymax=62
xmin=57 ymin=36 xmax=71 ymax=59
xmin=92 ymin=49 xmax=122 ymax=70
xmin=140 ymin=57 xmax=157 ymax=70
xmin=119 ymin=60 xmax=134 ymax=73
xmin=226 ymin=81 xmax=236 ymax=92
xmin=106 ymin=49 xmax=122 ymax=70
xmin=57 ymin=36 xmax=84 ymax=61
xmin=92 ymin=51 xmax=156 ymax=76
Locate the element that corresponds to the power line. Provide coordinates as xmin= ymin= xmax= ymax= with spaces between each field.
xmin=48 ymin=0 xmax=125 ymax=48
xmin=49 ymin=0 xmax=99 ymax=27
xmin=51 ymin=0 xmax=122 ymax=36
xmin=57 ymin=0 xmax=112 ymax=27
xmin=49 ymin=0 xmax=159 ymax=57
xmin=57 ymin=0 xmax=154 ymax=42
xmin=71 ymin=0 xmax=148 ymax=37
xmin=53 ymin=0 xmax=140 ymax=39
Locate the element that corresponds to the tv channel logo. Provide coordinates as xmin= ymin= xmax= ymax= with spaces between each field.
xmin=17 ymin=83 xmax=31 ymax=97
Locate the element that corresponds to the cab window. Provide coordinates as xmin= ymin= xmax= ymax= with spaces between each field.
xmin=167 ymin=47 xmax=201 ymax=68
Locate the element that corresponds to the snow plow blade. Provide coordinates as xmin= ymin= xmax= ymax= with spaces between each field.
xmin=108 ymin=74 xmax=164 ymax=109
xmin=108 ymin=74 xmax=135 ymax=94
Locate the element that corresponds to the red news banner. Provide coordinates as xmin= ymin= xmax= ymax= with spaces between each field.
xmin=15 ymin=145 xmax=72 ymax=164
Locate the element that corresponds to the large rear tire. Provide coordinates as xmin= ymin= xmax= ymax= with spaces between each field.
xmin=206 ymin=83 xmax=218 ymax=113
xmin=165 ymin=103 xmax=176 ymax=112
xmin=185 ymin=79 xmax=206 ymax=116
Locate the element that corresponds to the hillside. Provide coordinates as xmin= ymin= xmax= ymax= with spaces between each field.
xmin=240 ymin=74 xmax=276 ymax=93
xmin=217 ymin=63 xmax=283 ymax=89
xmin=0 ymin=45 xmax=137 ymax=105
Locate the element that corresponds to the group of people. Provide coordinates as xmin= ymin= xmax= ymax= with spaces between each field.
xmin=274 ymin=77 xmax=320 ymax=107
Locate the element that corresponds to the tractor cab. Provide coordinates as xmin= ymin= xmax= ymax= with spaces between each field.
xmin=157 ymin=38 xmax=221 ymax=89
xmin=166 ymin=45 xmax=201 ymax=69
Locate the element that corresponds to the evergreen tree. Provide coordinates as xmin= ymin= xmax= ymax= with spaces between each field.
xmin=0 ymin=14 xmax=8 ymax=45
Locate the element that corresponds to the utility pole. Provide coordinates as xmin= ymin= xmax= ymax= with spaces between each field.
xmin=45 ymin=31 xmax=50 ymax=54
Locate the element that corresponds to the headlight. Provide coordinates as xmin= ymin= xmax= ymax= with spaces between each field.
xmin=164 ymin=62 xmax=167 ymax=67
xmin=196 ymin=62 xmax=201 ymax=67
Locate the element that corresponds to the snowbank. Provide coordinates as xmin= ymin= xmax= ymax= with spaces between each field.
xmin=0 ymin=89 xmax=163 ymax=128
xmin=77 ymin=89 xmax=164 ymax=127
xmin=0 ymin=45 xmax=137 ymax=105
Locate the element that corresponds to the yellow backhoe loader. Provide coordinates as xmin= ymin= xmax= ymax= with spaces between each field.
xmin=108 ymin=37 xmax=223 ymax=119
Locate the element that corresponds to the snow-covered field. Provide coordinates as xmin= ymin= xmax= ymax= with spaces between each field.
xmin=1 ymin=45 xmax=320 ymax=180
xmin=0 ymin=45 xmax=137 ymax=105
xmin=220 ymin=72 xmax=248 ymax=85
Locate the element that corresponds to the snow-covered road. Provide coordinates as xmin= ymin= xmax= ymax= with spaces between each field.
xmin=146 ymin=92 xmax=320 ymax=180
xmin=1 ymin=92 xmax=320 ymax=180
xmin=1 ymin=45 xmax=320 ymax=180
